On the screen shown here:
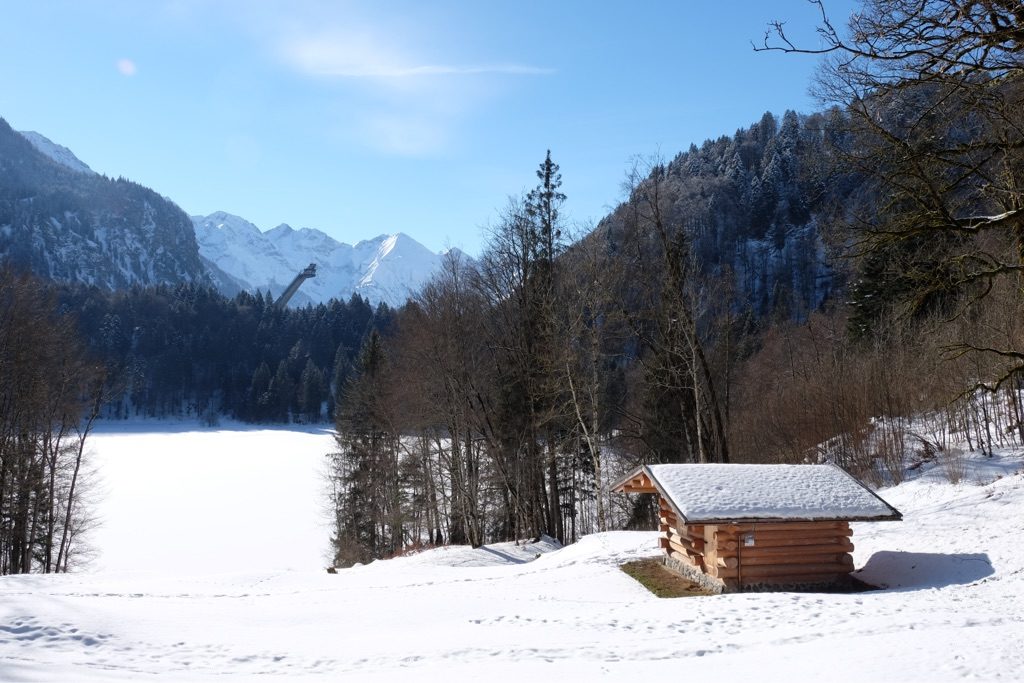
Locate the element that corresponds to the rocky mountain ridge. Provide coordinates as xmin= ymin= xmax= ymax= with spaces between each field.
xmin=192 ymin=211 xmax=459 ymax=307
xmin=0 ymin=119 xmax=211 ymax=290
xmin=0 ymin=120 xmax=454 ymax=307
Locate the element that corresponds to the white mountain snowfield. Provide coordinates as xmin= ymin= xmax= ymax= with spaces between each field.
xmin=14 ymin=130 xmax=456 ymax=308
xmin=192 ymin=212 xmax=459 ymax=308
xmin=18 ymin=131 xmax=96 ymax=175
xmin=0 ymin=424 xmax=1021 ymax=682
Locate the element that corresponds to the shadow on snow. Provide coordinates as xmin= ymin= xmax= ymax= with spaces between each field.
xmin=854 ymin=551 xmax=994 ymax=591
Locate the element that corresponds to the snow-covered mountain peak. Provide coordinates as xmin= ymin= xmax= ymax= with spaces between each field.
xmin=192 ymin=212 xmax=450 ymax=307
xmin=442 ymin=246 xmax=469 ymax=259
xmin=362 ymin=232 xmax=435 ymax=260
xmin=266 ymin=223 xmax=294 ymax=238
xmin=354 ymin=234 xmax=391 ymax=250
xmin=18 ymin=131 xmax=95 ymax=175
xmin=196 ymin=211 xmax=264 ymax=237
xmin=268 ymin=223 xmax=335 ymax=248
xmin=377 ymin=234 xmax=400 ymax=258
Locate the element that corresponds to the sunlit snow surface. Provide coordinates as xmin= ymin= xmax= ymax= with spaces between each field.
xmin=88 ymin=425 xmax=335 ymax=573
xmin=0 ymin=423 xmax=1022 ymax=682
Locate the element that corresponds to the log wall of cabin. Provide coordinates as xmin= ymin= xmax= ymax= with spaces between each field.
xmin=658 ymin=497 xmax=706 ymax=572
xmin=711 ymin=521 xmax=854 ymax=590
xmin=657 ymin=494 xmax=855 ymax=591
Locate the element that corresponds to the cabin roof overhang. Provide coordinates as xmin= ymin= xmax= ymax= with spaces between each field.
xmin=612 ymin=463 xmax=903 ymax=524
xmin=613 ymin=467 xmax=658 ymax=494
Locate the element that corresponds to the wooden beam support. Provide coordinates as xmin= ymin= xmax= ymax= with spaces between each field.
xmin=667 ymin=528 xmax=705 ymax=547
xmin=703 ymin=524 xmax=718 ymax=576
xmin=739 ymin=527 xmax=849 ymax=539
xmin=740 ymin=542 xmax=854 ymax=557
xmin=723 ymin=521 xmax=846 ymax=533
xmin=668 ymin=550 xmax=697 ymax=566
xmin=735 ymin=534 xmax=850 ymax=548
xmin=667 ymin=537 xmax=704 ymax=560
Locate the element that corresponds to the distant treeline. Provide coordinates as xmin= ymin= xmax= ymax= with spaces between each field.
xmin=56 ymin=283 xmax=393 ymax=423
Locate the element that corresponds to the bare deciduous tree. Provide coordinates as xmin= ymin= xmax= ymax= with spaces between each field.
xmin=0 ymin=266 xmax=104 ymax=574
xmin=762 ymin=0 xmax=1024 ymax=387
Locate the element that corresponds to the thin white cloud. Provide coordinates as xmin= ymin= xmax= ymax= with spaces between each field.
xmin=264 ymin=18 xmax=551 ymax=156
xmin=117 ymin=58 xmax=138 ymax=76
xmin=279 ymin=32 xmax=552 ymax=81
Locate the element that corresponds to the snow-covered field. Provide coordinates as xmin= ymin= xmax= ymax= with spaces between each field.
xmin=1 ymin=423 xmax=1022 ymax=682
xmin=85 ymin=424 xmax=335 ymax=573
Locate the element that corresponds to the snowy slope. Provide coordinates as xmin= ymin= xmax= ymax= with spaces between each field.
xmin=350 ymin=232 xmax=454 ymax=305
xmin=193 ymin=212 xmax=457 ymax=307
xmin=0 ymin=424 xmax=1021 ymax=682
xmin=18 ymin=131 xmax=96 ymax=175
xmin=192 ymin=212 xmax=299 ymax=299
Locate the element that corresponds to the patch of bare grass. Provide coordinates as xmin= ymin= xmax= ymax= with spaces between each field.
xmin=620 ymin=558 xmax=712 ymax=598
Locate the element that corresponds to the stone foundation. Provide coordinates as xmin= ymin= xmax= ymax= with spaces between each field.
xmin=662 ymin=555 xmax=724 ymax=595
xmin=663 ymin=554 xmax=872 ymax=594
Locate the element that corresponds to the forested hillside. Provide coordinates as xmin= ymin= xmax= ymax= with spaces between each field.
xmin=0 ymin=119 xmax=210 ymax=290
xmin=628 ymin=109 xmax=851 ymax=320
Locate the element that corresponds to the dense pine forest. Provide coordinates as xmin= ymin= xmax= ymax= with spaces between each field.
xmin=59 ymin=284 xmax=393 ymax=423
xmin=0 ymin=118 xmax=211 ymax=290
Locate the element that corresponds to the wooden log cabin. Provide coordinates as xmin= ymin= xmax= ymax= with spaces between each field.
xmin=612 ymin=464 xmax=902 ymax=592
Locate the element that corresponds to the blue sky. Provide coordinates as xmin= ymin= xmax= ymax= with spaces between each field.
xmin=0 ymin=1 xmax=857 ymax=256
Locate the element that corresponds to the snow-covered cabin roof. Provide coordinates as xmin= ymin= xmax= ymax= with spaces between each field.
xmin=613 ymin=464 xmax=901 ymax=523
